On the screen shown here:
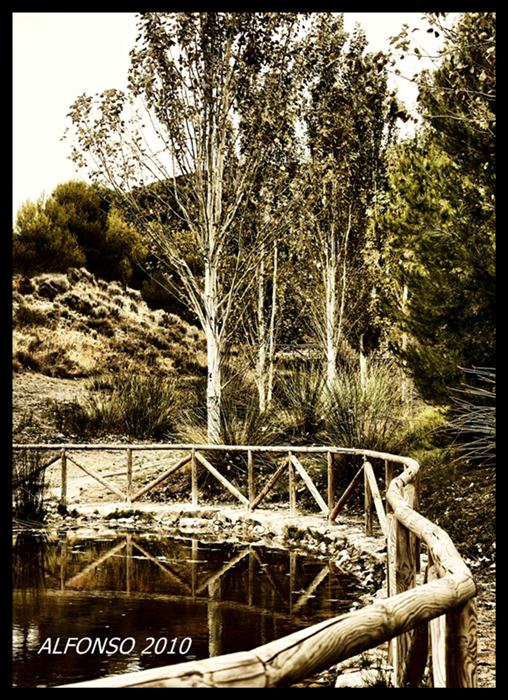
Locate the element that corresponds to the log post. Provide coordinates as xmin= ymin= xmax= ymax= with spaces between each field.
xmin=248 ymin=450 xmax=254 ymax=511
xmin=126 ymin=448 xmax=133 ymax=505
xmin=428 ymin=556 xmax=446 ymax=687
xmin=445 ymin=595 xmax=478 ymax=687
xmin=60 ymin=448 xmax=67 ymax=507
xmin=390 ymin=483 xmax=419 ymax=687
xmin=364 ymin=459 xmax=373 ymax=536
xmin=385 ymin=459 xmax=394 ymax=514
xmin=288 ymin=452 xmax=296 ymax=516
xmin=191 ymin=448 xmax=198 ymax=506
xmin=327 ymin=452 xmax=335 ymax=523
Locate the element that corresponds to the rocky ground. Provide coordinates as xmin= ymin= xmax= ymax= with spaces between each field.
xmin=12 ymin=371 xmax=495 ymax=687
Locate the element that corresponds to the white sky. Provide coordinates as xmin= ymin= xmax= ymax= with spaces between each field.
xmin=12 ymin=12 xmax=459 ymax=220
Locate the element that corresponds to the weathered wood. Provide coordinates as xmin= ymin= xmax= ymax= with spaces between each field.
xmin=195 ymin=452 xmax=249 ymax=507
xmin=445 ymin=594 xmax=478 ymax=687
xmin=248 ymin=450 xmax=254 ymax=510
xmin=289 ymin=454 xmax=328 ymax=516
xmin=250 ymin=457 xmax=289 ymax=511
xmin=58 ymin=573 xmax=476 ymax=688
xmin=191 ymin=448 xmax=198 ymax=506
xmin=364 ymin=464 xmax=373 ymax=536
xmin=65 ymin=453 xmax=126 ymax=500
xmin=126 ymin=448 xmax=132 ymax=505
xmin=131 ymin=454 xmax=191 ymax=502
xmin=288 ymin=453 xmax=296 ymax=516
xmin=363 ymin=461 xmax=387 ymax=535
xmin=428 ymin=561 xmax=446 ymax=687
xmin=385 ymin=459 xmax=394 ymax=514
xmin=60 ymin=448 xmax=67 ymax=506
xmin=329 ymin=463 xmax=364 ymax=521
xmin=327 ymin=452 xmax=335 ymax=521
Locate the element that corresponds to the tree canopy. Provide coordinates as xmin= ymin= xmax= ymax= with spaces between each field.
xmin=376 ymin=12 xmax=496 ymax=402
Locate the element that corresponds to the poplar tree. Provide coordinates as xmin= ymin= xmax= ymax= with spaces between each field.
xmin=299 ymin=14 xmax=398 ymax=386
xmin=64 ymin=12 xmax=308 ymax=441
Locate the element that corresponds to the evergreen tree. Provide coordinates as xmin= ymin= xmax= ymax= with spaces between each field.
xmin=376 ymin=13 xmax=495 ymax=403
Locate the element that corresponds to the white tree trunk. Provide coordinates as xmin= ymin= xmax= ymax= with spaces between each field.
xmin=266 ymin=243 xmax=278 ymax=407
xmin=256 ymin=252 xmax=267 ymax=413
xmin=205 ymin=259 xmax=222 ymax=443
xmin=325 ymin=257 xmax=338 ymax=388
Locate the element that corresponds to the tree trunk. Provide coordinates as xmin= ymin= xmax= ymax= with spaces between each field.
xmin=325 ymin=259 xmax=338 ymax=388
xmin=205 ymin=259 xmax=222 ymax=443
xmin=257 ymin=251 xmax=267 ymax=413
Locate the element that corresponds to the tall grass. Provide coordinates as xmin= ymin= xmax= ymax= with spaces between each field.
xmin=324 ymin=364 xmax=412 ymax=454
xmin=58 ymin=372 xmax=184 ymax=441
xmin=13 ymin=449 xmax=48 ymax=524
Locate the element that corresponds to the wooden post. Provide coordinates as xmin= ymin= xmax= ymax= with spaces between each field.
xmin=385 ymin=460 xmax=394 ymax=514
xmin=288 ymin=452 xmax=296 ymax=516
xmin=60 ymin=448 xmax=67 ymax=507
xmin=428 ymin=556 xmax=446 ymax=687
xmin=327 ymin=452 xmax=335 ymax=523
xmin=391 ymin=491 xmax=418 ymax=687
xmin=363 ymin=461 xmax=387 ymax=535
xmin=364 ymin=460 xmax=373 ymax=536
xmin=191 ymin=448 xmax=198 ymax=506
xmin=445 ymin=596 xmax=477 ymax=687
xmin=126 ymin=448 xmax=133 ymax=505
xmin=248 ymin=450 xmax=254 ymax=511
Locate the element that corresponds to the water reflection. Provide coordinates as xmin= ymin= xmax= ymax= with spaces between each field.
xmin=13 ymin=531 xmax=362 ymax=688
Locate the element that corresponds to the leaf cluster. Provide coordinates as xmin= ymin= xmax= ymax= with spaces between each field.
xmin=13 ymin=181 xmax=148 ymax=286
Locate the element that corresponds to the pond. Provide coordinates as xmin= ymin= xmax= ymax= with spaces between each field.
xmin=13 ymin=530 xmax=365 ymax=688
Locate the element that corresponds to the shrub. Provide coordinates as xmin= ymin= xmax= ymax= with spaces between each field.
xmin=272 ymin=363 xmax=328 ymax=445
xmin=13 ymin=302 xmax=52 ymax=328
xmin=59 ymin=372 xmax=184 ymax=440
xmin=13 ymin=448 xmax=49 ymax=524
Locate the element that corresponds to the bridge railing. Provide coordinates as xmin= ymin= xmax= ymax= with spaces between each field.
xmin=13 ymin=444 xmax=477 ymax=687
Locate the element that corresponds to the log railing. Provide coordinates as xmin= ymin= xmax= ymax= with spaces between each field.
xmin=13 ymin=444 xmax=477 ymax=687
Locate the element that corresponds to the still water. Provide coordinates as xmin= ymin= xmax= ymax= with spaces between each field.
xmin=13 ymin=530 xmax=363 ymax=688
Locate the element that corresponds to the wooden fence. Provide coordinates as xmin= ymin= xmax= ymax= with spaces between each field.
xmin=12 ymin=443 xmax=477 ymax=687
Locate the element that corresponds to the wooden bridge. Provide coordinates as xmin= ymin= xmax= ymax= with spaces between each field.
xmin=13 ymin=442 xmax=477 ymax=687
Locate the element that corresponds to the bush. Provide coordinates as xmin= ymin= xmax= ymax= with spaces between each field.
xmin=59 ymin=372 xmax=184 ymax=440
xmin=13 ymin=448 xmax=49 ymax=524
xmin=272 ymin=364 xmax=328 ymax=445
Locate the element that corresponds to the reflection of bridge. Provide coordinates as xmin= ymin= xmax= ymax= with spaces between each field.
xmin=55 ymin=534 xmax=339 ymax=622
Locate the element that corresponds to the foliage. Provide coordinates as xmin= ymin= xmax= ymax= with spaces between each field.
xmin=58 ymin=372 xmax=183 ymax=440
xmin=375 ymin=13 xmax=496 ymax=403
xmin=13 ymin=197 xmax=86 ymax=275
xmin=295 ymin=15 xmax=400 ymax=383
xmin=13 ymin=181 xmax=148 ymax=286
xmin=273 ymin=364 xmax=328 ymax=445
xmin=64 ymin=12 xmax=312 ymax=441
xmin=446 ymin=367 xmax=495 ymax=466
xmin=13 ymin=448 xmax=48 ymax=524
xmin=324 ymin=364 xmax=411 ymax=455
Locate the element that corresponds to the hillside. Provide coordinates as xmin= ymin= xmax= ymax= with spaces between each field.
xmin=12 ymin=267 xmax=207 ymax=380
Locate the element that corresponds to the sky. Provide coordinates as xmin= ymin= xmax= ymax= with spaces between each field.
xmin=12 ymin=12 xmax=459 ymax=220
